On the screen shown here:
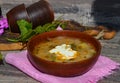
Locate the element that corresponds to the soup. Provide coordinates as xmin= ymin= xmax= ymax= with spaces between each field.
xmin=33 ymin=36 xmax=96 ymax=62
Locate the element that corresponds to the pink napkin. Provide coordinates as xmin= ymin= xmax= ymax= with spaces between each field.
xmin=5 ymin=50 xmax=120 ymax=83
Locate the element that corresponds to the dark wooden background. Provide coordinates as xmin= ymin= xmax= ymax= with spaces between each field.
xmin=0 ymin=0 xmax=120 ymax=83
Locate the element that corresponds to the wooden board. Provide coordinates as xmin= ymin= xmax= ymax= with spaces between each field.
xmin=0 ymin=30 xmax=26 ymax=50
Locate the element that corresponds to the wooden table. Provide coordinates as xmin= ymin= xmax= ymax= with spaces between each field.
xmin=0 ymin=35 xmax=120 ymax=83
xmin=0 ymin=0 xmax=120 ymax=83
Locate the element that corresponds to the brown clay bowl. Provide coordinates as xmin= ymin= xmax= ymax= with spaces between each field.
xmin=27 ymin=30 xmax=101 ymax=77
xmin=26 ymin=0 xmax=54 ymax=28
xmin=6 ymin=0 xmax=54 ymax=33
xmin=6 ymin=4 xmax=30 ymax=33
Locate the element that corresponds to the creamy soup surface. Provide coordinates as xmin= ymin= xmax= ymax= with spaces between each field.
xmin=33 ymin=36 xmax=96 ymax=62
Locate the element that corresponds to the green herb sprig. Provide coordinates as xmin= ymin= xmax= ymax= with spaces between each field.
xmin=7 ymin=19 xmax=67 ymax=42
xmin=0 ymin=52 xmax=3 ymax=65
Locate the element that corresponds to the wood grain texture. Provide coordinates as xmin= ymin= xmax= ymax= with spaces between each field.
xmin=0 ymin=0 xmax=120 ymax=83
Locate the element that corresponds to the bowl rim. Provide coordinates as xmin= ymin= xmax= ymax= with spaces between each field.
xmin=27 ymin=30 xmax=101 ymax=65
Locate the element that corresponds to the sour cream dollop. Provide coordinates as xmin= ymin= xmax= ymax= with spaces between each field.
xmin=49 ymin=44 xmax=78 ymax=60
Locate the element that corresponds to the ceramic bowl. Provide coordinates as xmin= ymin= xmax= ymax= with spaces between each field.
xmin=27 ymin=30 xmax=101 ymax=77
xmin=6 ymin=4 xmax=30 ymax=33
xmin=6 ymin=0 xmax=54 ymax=33
xmin=26 ymin=0 xmax=54 ymax=28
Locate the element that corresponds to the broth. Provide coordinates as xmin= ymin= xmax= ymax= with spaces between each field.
xmin=33 ymin=36 xmax=96 ymax=62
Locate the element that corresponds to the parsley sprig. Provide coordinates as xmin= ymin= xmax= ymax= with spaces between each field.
xmin=7 ymin=19 xmax=67 ymax=42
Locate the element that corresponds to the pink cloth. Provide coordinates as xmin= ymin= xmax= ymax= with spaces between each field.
xmin=56 ymin=26 xmax=63 ymax=30
xmin=5 ymin=50 xmax=120 ymax=83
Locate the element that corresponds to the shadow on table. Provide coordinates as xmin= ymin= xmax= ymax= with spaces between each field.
xmin=92 ymin=0 xmax=120 ymax=31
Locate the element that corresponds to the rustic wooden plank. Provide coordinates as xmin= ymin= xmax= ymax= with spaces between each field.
xmin=0 ymin=0 xmax=120 ymax=83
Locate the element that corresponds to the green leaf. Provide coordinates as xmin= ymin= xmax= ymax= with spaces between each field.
xmin=19 ymin=30 xmax=36 ymax=42
xmin=6 ymin=38 xmax=19 ymax=42
xmin=17 ymin=20 xmax=32 ymax=36
xmin=59 ymin=21 xmax=67 ymax=29
xmin=34 ymin=25 xmax=46 ymax=34
xmin=0 ymin=52 xmax=3 ymax=64
xmin=7 ymin=20 xmax=33 ymax=42
xmin=7 ymin=19 xmax=68 ymax=43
